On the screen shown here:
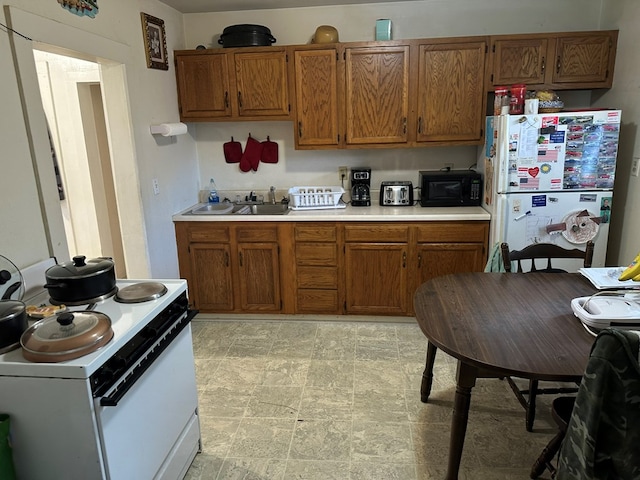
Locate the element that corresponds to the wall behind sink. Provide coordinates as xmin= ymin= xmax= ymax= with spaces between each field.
xmin=184 ymin=0 xmax=604 ymax=199
xmin=194 ymin=121 xmax=476 ymax=199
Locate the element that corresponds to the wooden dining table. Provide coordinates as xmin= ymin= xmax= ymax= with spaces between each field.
xmin=413 ymin=272 xmax=597 ymax=480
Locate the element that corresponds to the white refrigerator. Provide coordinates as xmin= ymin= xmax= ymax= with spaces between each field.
xmin=479 ymin=109 xmax=621 ymax=270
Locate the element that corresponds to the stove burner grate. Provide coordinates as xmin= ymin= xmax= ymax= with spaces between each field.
xmin=114 ymin=282 xmax=168 ymax=303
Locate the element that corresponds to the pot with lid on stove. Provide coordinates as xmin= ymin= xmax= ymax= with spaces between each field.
xmin=44 ymin=255 xmax=116 ymax=306
xmin=0 ymin=254 xmax=27 ymax=354
xmin=21 ymin=310 xmax=113 ymax=363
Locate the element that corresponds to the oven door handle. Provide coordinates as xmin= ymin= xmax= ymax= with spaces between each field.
xmin=99 ymin=309 xmax=198 ymax=407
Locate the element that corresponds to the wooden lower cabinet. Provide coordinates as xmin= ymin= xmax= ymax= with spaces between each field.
xmin=294 ymin=224 xmax=342 ymax=314
xmin=175 ymin=222 xmax=284 ymax=313
xmin=344 ymin=224 xmax=410 ymax=315
xmin=175 ymin=219 xmax=489 ymax=316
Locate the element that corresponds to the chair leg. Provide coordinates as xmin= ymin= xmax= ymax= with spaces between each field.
xmin=526 ymin=379 xmax=539 ymax=432
xmin=421 ymin=341 xmax=437 ymax=403
xmin=530 ymin=431 xmax=564 ymax=478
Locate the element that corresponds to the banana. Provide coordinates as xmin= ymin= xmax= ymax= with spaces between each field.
xmin=619 ymin=251 xmax=640 ymax=281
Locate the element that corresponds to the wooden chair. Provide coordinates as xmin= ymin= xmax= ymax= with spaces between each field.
xmin=500 ymin=241 xmax=594 ymax=273
xmin=530 ymin=396 xmax=575 ymax=478
xmin=500 ymin=241 xmax=594 ymax=432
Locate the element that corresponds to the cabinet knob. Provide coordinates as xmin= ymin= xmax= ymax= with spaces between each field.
xmin=556 ymin=56 xmax=561 ymax=74
xmin=224 ymin=91 xmax=229 ymax=108
xmin=237 ymin=91 xmax=243 ymax=108
xmin=541 ymin=56 xmax=546 ymax=75
xmin=298 ymin=121 xmax=303 ymax=138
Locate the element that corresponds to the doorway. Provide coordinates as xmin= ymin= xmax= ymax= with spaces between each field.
xmin=34 ymin=50 xmax=127 ymax=277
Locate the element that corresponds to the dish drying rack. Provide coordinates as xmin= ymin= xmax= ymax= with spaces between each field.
xmin=288 ymin=186 xmax=345 ymax=210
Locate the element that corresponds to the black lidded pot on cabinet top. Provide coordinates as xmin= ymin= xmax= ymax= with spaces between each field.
xmin=218 ymin=24 xmax=276 ymax=48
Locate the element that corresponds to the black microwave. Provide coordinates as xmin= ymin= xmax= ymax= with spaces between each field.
xmin=419 ymin=170 xmax=482 ymax=207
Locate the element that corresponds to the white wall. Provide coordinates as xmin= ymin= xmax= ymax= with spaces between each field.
xmin=1 ymin=0 xmax=196 ymax=278
xmin=597 ymin=0 xmax=640 ymax=266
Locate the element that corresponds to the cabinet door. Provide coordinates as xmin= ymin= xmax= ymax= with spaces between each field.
xmin=551 ymin=32 xmax=615 ymax=86
xmin=416 ymin=243 xmax=485 ymax=286
xmin=189 ymin=243 xmax=234 ymax=311
xmin=490 ymin=37 xmax=548 ymax=86
xmin=175 ymin=53 xmax=231 ymax=120
xmin=416 ymin=41 xmax=486 ymax=143
xmin=345 ymin=243 xmax=408 ymax=315
xmin=293 ymin=48 xmax=340 ymax=148
xmin=234 ymin=50 xmax=290 ymax=118
xmin=344 ymin=46 xmax=409 ymax=145
xmin=237 ymin=242 xmax=281 ymax=311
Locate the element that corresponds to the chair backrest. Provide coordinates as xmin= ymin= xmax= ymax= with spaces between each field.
xmin=500 ymin=241 xmax=594 ymax=273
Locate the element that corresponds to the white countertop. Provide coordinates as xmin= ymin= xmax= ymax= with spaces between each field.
xmin=173 ymin=202 xmax=490 ymax=222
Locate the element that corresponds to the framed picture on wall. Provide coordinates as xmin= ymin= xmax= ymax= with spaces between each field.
xmin=141 ymin=12 xmax=168 ymax=70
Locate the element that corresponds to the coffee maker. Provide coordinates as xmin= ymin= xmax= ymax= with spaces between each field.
xmin=350 ymin=168 xmax=371 ymax=206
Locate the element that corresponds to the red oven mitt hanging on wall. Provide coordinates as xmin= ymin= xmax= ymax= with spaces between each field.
xmin=240 ymin=134 xmax=263 ymax=172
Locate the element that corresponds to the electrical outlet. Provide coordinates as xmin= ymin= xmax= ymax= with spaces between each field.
xmin=152 ymin=178 xmax=160 ymax=195
xmin=338 ymin=166 xmax=348 ymax=181
xmin=444 ymin=163 xmax=454 ymax=172
xmin=632 ymin=157 xmax=640 ymax=177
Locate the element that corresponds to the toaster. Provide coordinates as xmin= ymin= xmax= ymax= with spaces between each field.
xmin=379 ymin=181 xmax=414 ymax=206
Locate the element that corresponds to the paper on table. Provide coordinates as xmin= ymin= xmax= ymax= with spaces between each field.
xmin=579 ymin=267 xmax=640 ymax=289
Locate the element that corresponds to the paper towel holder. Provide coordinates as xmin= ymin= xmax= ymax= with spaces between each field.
xmin=150 ymin=122 xmax=188 ymax=137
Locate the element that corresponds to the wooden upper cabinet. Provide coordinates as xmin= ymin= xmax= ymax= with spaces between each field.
xmin=174 ymin=47 xmax=291 ymax=121
xmin=292 ymin=47 xmax=340 ymax=148
xmin=344 ymin=45 xmax=410 ymax=145
xmin=490 ymin=37 xmax=548 ymax=86
xmin=416 ymin=40 xmax=486 ymax=144
xmin=234 ymin=50 xmax=291 ymax=118
xmin=552 ymin=32 xmax=616 ymax=86
xmin=488 ymin=30 xmax=617 ymax=90
xmin=175 ymin=52 xmax=231 ymax=120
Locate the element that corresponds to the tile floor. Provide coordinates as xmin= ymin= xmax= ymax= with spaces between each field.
xmin=185 ymin=318 xmax=560 ymax=480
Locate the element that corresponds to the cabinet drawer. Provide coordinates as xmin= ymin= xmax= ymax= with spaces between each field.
xmin=297 ymin=266 xmax=338 ymax=289
xmin=296 ymin=290 xmax=339 ymax=313
xmin=344 ymin=224 xmax=409 ymax=242
xmin=236 ymin=225 xmax=278 ymax=242
xmin=294 ymin=225 xmax=337 ymax=242
xmin=416 ymin=222 xmax=488 ymax=243
xmin=296 ymin=243 xmax=338 ymax=265
xmin=188 ymin=225 xmax=230 ymax=242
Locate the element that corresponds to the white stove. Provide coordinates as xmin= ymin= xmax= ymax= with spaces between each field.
xmin=0 ymin=258 xmax=201 ymax=480
xmin=0 ymin=278 xmax=187 ymax=378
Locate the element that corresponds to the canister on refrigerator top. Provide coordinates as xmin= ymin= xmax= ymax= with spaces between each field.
xmin=494 ymin=86 xmax=509 ymax=116
xmin=509 ymin=84 xmax=526 ymax=115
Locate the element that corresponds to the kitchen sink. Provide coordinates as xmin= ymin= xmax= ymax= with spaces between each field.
xmin=190 ymin=203 xmax=234 ymax=215
xmin=233 ymin=204 xmax=290 ymax=215
xmin=188 ymin=203 xmax=290 ymax=216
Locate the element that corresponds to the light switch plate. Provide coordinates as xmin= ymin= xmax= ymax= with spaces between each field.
xmin=152 ymin=178 xmax=160 ymax=195
xmin=632 ymin=157 xmax=639 ymax=177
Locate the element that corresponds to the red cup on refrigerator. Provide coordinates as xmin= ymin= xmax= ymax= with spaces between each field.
xmin=509 ymin=84 xmax=526 ymax=114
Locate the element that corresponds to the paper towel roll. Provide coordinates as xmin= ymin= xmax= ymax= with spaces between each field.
xmin=150 ymin=122 xmax=188 ymax=136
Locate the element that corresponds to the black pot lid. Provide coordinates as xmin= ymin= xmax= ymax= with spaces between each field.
xmin=46 ymin=255 xmax=114 ymax=280
xmin=115 ymin=282 xmax=167 ymax=303
xmin=0 ymin=255 xmax=24 ymax=301
xmin=21 ymin=310 xmax=113 ymax=362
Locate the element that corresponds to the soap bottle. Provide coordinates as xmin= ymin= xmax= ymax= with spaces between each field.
xmin=208 ymin=178 xmax=219 ymax=203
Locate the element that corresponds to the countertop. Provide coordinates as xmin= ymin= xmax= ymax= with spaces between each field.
xmin=172 ymin=202 xmax=491 ymax=222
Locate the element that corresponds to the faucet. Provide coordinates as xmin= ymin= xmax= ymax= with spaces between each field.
xmin=269 ymin=186 xmax=276 ymax=205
